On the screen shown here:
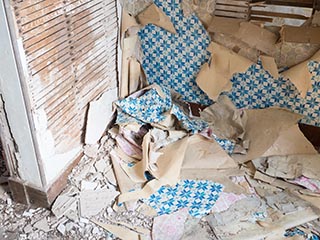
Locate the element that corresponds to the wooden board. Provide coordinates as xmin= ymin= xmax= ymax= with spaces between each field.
xmin=214 ymin=0 xmax=251 ymax=20
xmin=251 ymin=3 xmax=313 ymax=25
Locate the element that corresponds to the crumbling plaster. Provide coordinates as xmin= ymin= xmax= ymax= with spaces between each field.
xmin=0 ymin=1 xmax=43 ymax=188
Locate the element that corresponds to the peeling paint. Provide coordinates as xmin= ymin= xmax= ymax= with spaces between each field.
xmin=34 ymin=108 xmax=81 ymax=184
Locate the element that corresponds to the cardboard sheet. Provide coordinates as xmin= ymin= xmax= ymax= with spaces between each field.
xmin=110 ymin=150 xmax=142 ymax=210
xmin=200 ymin=95 xmax=247 ymax=141
xmin=281 ymin=26 xmax=320 ymax=44
xmin=262 ymin=124 xmax=317 ymax=157
xmin=121 ymin=35 xmax=139 ymax=98
xmin=282 ymin=49 xmax=320 ymax=97
xmin=120 ymin=11 xmax=139 ymax=40
xmin=231 ymin=108 xmax=302 ymax=163
xmin=211 ymin=32 xmax=260 ymax=63
xmin=196 ymin=42 xmax=253 ymax=100
xmin=182 ymin=135 xmax=238 ymax=170
xmin=208 ymin=16 xmax=243 ymax=35
xmin=237 ymin=22 xmax=278 ymax=56
xmin=136 ymin=3 xmax=176 ymax=34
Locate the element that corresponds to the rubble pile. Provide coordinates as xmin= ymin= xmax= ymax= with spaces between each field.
xmin=1 ymin=0 xmax=320 ymax=239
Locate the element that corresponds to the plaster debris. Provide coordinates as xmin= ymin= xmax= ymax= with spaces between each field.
xmin=33 ymin=218 xmax=51 ymax=233
xmin=85 ymin=88 xmax=117 ymax=145
xmin=57 ymin=223 xmax=66 ymax=236
xmin=152 ymin=208 xmax=189 ymax=240
xmin=80 ymin=188 xmax=119 ymax=217
xmin=2 ymin=2 xmax=320 ymax=240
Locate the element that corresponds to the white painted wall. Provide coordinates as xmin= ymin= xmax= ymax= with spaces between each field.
xmin=0 ymin=1 xmax=43 ymax=188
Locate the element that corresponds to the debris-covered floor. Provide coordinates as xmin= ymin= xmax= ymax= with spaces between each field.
xmin=2 ymin=0 xmax=320 ymax=239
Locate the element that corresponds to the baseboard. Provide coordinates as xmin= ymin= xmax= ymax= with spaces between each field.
xmin=8 ymin=153 xmax=83 ymax=208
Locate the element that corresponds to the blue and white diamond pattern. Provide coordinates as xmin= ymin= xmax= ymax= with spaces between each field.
xmin=171 ymin=104 xmax=208 ymax=133
xmin=143 ymin=179 xmax=223 ymax=217
xmin=116 ymin=86 xmax=172 ymax=124
xmin=115 ymin=85 xmax=209 ymax=133
xmin=116 ymin=108 xmax=144 ymax=125
xmin=225 ymin=60 xmax=320 ymax=127
xmin=214 ymin=134 xmax=235 ymax=155
xmin=138 ymin=0 xmax=213 ymax=105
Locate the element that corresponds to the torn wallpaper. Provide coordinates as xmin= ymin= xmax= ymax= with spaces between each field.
xmin=285 ymin=228 xmax=320 ymax=240
xmin=115 ymin=85 xmax=208 ymax=133
xmin=143 ymin=179 xmax=223 ymax=217
xmin=116 ymin=86 xmax=172 ymax=124
xmin=115 ymin=85 xmax=237 ymax=153
xmin=226 ymin=60 xmax=320 ymax=127
xmin=138 ymin=0 xmax=213 ymax=105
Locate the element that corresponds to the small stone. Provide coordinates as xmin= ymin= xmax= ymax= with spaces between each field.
xmin=80 ymin=217 xmax=89 ymax=224
xmin=65 ymin=222 xmax=75 ymax=232
xmin=84 ymin=144 xmax=99 ymax=158
xmin=6 ymin=198 xmax=12 ymax=206
xmin=81 ymin=180 xmax=98 ymax=191
xmin=33 ymin=218 xmax=51 ymax=233
xmin=106 ymin=207 xmax=114 ymax=215
xmin=94 ymin=159 xmax=108 ymax=172
xmin=57 ymin=223 xmax=66 ymax=235
xmin=23 ymin=224 xmax=33 ymax=234
xmin=92 ymin=227 xmax=100 ymax=235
